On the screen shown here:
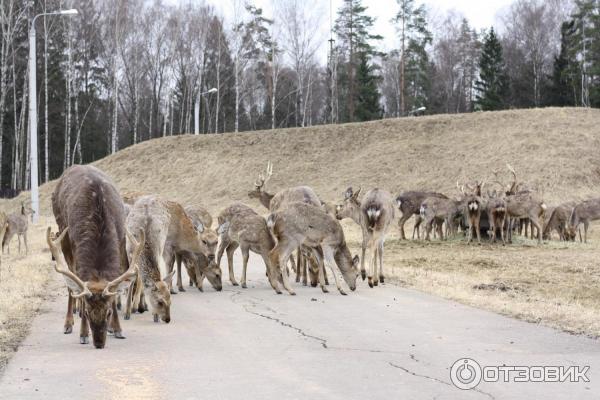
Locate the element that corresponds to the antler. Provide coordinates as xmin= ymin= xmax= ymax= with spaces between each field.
xmin=456 ymin=181 xmax=466 ymax=196
xmin=47 ymin=227 xmax=92 ymax=299
xmin=506 ymin=164 xmax=518 ymax=193
xmin=103 ymin=228 xmax=144 ymax=298
xmin=254 ymin=161 xmax=273 ymax=190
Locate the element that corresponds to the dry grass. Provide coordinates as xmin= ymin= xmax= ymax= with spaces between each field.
xmin=1 ymin=107 xmax=600 ymax=356
xmin=0 ymin=218 xmax=56 ymax=370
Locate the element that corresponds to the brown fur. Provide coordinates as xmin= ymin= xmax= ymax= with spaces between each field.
xmin=395 ymin=191 xmax=448 ymax=240
xmin=568 ymin=198 xmax=600 ymax=243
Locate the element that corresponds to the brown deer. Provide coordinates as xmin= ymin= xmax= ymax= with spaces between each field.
xmin=124 ymin=197 xmax=175 ymax=323
xmin=419 ymin=196 xmax=462 ymax=241
xmin=458 ymin=180 xmax=487 ymax=244
xmin=171 ymin=206 xmax=221 ymax=292
xmin=486 ymin=196 xmax=507 ymax=244
xmin=248 ymin=161 xmax=322 ymax=286
xmin=269 ymin=202 xmax=360 ymax=295
xmin=567 ymin=198 xmax=600 ymax=243
xmin=395 ymin=191 xmax=448 ymax=240
xmin=336 ymin=187 xmax=395 ymax=288
xmin=49 ymin=165 xmax=144 ymax=348
xmin=216 ymin=202 xmax=281 ymax=293
xmin=543 ymin=202 xmax=576 ymax=241
xmin=3 ymin=202 xmax=32 ymax=254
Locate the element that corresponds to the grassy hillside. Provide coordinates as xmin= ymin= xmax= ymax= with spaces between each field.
xmin=12 ymin=107 xmax=600 ymax=216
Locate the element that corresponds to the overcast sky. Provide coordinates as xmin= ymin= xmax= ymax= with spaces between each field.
xmin=199 ymin=0 xmax=516 ymax=60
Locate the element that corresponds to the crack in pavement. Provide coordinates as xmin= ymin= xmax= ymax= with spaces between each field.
xmin=388 ymin=362 xmax=496 ymax=400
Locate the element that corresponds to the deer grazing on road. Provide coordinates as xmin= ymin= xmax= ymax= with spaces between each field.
xmin=216 ymin=202 xmax=282 ymax=292
xmin=49 ymin=165 xmax=144 ymax=348
xmin=173 ymin=206 xmax=222 ymax=292
xmin=248 ymin=161 xmax=322 ymax=286
xmin=336 ymin=187 xmax=395 ymax=288
xmin=269 ymin=202 xmax=359 ymax=295
xmin=124 ymin=197 xmax=175 ymax=323
xmin=567 ymin=198 xmax=600 ymax=243
xmin=3 ymin=202 xmax=32 ymax=254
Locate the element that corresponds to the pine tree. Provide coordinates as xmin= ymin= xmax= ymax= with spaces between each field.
xmin=355 ymin=52 xmax=381 ymax=121
xmin=548 ymin=21 xmax=577 ymax=107
xmin=475 ymin=28 xmax=508 ymax=111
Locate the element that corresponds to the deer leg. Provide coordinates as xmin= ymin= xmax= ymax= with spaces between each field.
xmin=531 ymin=217 xmax=543 ymax=244
xmin=240 ymin=244 xmax=250 ymax=288
xmin=24 ymin=233 xmax=28 ymax=255
xmin=378 ymin=238 xmax=385 ymax=283
xmin=269 ymin=239 xmax=296 ymax=295
xmin=413 ymin=215 xmax=423 ymax=240
xmin=124 ymin=281 xmax=134 ymax=320
xmin=398 ymin=213 xmax=409 ymax=240
xmin=17 ymin=235 xmax=21 ymax=254
xmin=79 ymin=302 xmax=89 ymax=345
xmin=475 ymin=216 xmax=481 ymax=245
xmin=323 ymin=246 xmax=346 ymax=295
xmin=175 ymin=253 xmax=186 ymax=292
xmin=367 ymin=239 xmax=377 ymax=288
xmin=226 ymin=242 xmax=239 ymax=286
xmin=111 ymin=299 xmax=125 ymax=339
xmin=360 ymin=232 xmax=368 ymax=281
xmin=261 ymin=253 xmax=281 ymax=294
xmin=500 ymin=217 xmax=506 ymax=245
xmin=310 ymin=247 xmax=328 ymax=293
xmin=584 ymin=221 xmax=589 ymax=243
xmin=64 ymin=291 xmax=74 ymax=334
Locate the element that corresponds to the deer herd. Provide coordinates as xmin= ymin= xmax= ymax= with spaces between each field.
xmin=1 ymin=161 xmax=595 ymax=349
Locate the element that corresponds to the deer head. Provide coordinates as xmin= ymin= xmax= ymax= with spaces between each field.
xmin=191 ymin=219 xmax=219 ymax=263
xmin=335 ymin=187 xmax=362 ymax=222
xmin=47 ymin=227 xmax=144 ymax=348
xmin=247 ymin=161 xmax=273 ymax=202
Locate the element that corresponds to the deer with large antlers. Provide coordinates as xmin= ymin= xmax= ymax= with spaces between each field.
xmin=49 ymin=165 xmax=144 ymax=348
xmin=269 ymin=202 xmax=360 ymax=295
xmin=248 ymin=161 xmax=322 ymax=286
xmin=336 ymin=187 xmax=395 ymax=287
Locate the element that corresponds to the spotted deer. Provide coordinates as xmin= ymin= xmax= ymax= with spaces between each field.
xmin=49 ymin=165 xmax=144 ymax=348
xmin=269 ymin=202 xmax=360 ymax=295
xmin=395 ymin=191 xmax=448 ymax=240
xmin=567 ymin=198 xmax=600 ymax=243
xmin=336 ymin=187 xmax=395 ymax=288
xmin=3 ymin=202 xmax=32 ymax=254
xmin=175 ymin=205 xmax=222 ymax=292
xmin=124 ymin=197 xmax=175 ymax=323
xmin=216 ymin=202 xmax=281 ymax=293
xmin=248 ymin=161 xmax=322 ymax=286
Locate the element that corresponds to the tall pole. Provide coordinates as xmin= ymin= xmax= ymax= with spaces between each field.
xmin=29 ymin=23 xmax=39 ymax=223
xmin=194 ymin=94 xmax=200 ymax=135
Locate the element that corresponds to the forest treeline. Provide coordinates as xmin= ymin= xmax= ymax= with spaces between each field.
xmin=1 ymin=0 xmax=598 ymax=190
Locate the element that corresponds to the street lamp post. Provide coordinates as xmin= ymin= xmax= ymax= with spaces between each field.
xmin=29 ymin=9 xmax=78 ymax=223
xmin=194 ymin=87 xmax=218 ymax=135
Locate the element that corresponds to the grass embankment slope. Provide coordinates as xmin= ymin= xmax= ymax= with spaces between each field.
xmin=1 ymin=107 xmax=600 ymax=367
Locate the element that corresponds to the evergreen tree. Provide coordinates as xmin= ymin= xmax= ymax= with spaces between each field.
xmin=548 ymin=21 xmax=577 ymax=107
xmin=475 ymin=28 xmax=508 ymax=111
xmin=355 ymin=52 xmax=381 ymax=121
xmin=333 ymin=0 xmax=382 ymax=123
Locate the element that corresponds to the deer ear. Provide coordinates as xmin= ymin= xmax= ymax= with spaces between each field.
xmin=194 ymin=221 xmax=205 ymax=233
xmin=163 ymin=269 xmax=176 ymax=283
xmin=217 ymin=221 xmax=230 ymax=235
xmin=352 ymin=255 xmax=359 ymax=267
xmin=344 ymin=187 xmax=353 ymax=200
xmin=353 ymin=187 xmax=362 ymax=200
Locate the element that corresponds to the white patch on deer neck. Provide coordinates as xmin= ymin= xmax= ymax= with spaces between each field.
xmin=541 ymin=203 xmax=547 ymax=210
xmin=396 ymin=200 xmax=402 ymax=207
xmin=469 ymin=203 xmax=478 ymax=211
xmin=419 ymin=206 xmax=425 ymax=215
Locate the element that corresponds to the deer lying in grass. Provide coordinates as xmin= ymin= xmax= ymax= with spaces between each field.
xmin=543 ymin=202 xmax=576 ymax=241
xmin=269 ymin=202 xmax=359 ymax=295
xmin=567 ymin=198 xmax=600 ymax=243
xmin=50 ymin=165 xmax=143 ymax=348
xmin=336 ymin=187 xmax=394 ymax=288
xmin=3 ymin=202 xmax=32 ymax=255
xmin=395 ymin=191 xmax=448 ymax=240
xmin=216 ymin=202 xmax=281 ymax=292
xmin=124 ymin=197 xmax=175 ymax=323
xmin=248 ymin=161 xmax=322 ymax=286
xmin=172 ymin=206 xmax=221 ymax=292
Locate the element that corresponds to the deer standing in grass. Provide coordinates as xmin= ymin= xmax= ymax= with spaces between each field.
xmin=336 ymin=187 xmax=395 ymax=288
xmin=419 ymin=196 xmax=462 ymax=241
xmin=269 ymin=202 xmax=359 ymax=295
xmin=216 ymin=202 xmax=282 ymax=293
xmin=3 ymin=202 xmax=32 ymax=254
xmin=544 ymin=202 xmax=576 ymax=241
xmin=486 ymin=196 xmax=507 ymax=244
xmin=49 ymin=165 xmax=144 ymax=348
xmin=124 ymin=197 xmax=175 ymax=323
xmin=567 ymin=198 xmax=600 ymax=243
xmin=395 ymin=191 xmax=448 ymax=240
xmin=248 ymin=161 xmax=322 ymax=286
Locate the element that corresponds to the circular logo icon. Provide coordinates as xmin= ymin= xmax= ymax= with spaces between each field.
xmin=450 ymin=358 xmax=482 ymax=390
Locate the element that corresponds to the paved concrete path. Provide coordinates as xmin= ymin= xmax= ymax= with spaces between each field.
xmin=1 ymin=252 xmax=599 ymax=399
